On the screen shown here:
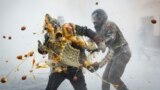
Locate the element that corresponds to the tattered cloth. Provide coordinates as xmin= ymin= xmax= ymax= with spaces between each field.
xmin=61 ymin=43 xmax=81 ymax=67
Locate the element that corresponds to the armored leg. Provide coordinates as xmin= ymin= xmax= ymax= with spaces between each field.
xmin=107 ymin=47 xmax=131 ymax=90
xmin=102 ymin=46 xmax=131 ymax=90
xmin=66 ymin=68 xmax=87 ymax=90
xmin=102 ymin=59 xmax=113 ymax=90
xmin=46 ymin=72 xmax=65 ymax=90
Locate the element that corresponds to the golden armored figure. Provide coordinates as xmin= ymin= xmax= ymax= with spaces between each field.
xmin=38 ymin=14 xmax=101 ymax=90
xmin=38 ymin=14 xmax=98 ymax=73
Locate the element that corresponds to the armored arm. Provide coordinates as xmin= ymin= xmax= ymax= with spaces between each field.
xmin=75 ymin=24 xmax=108 ymax=52
xmin=75 ymin=25 xmax=102 ymax=45
xmin=75 ymin=25 xmax=96 ymax=39
xmin=98 ymin=23 xmax=117 ymax=68
xmin=104 ymin=22 xmax=117 ymax=47
xmin=38 ymin=14 xmax=61 ymax=55
xmin=37 ymin=33 xmax=49 ymax=55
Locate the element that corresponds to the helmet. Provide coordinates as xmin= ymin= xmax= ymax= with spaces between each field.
xmin=57 ymin=16 xmax=65 ymax=26
xmin=91 ymin=9 xmax=108 ymax=31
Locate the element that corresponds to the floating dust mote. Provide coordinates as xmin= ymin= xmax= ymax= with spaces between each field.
xmin=24 ymin=54 xmax=28 ymax=58
xmin=8 ymin=36 xmax=12 ymax=40
xmin=151 ymin=18 xmax=157 ymax=24
xmin=73 ymin=75 xmax=78 ymax=81
xmin=28 ymin=51 xmax=34 ymax=57
xmin=95 ymin=2 xmax=98 ymax=5
xmin=42 ymin=56 xmax=46 ymax=58
xmin=148 ymin=81 xmax=151 ymax=83
xmin=42 ymin=30 xmax=45 ymax=34
xmin=5 ymin=60 xmax=8 ymax=63
xmin=3 ymin=36 xmax=6 ymax=39
xmin=21 ymin=26 xmax=26 ymax=31
xmin=33 ymin=32 xmax=43 ymax=35
xmin=33 ymin=32 xmax=36 ymax=35
xmin=36 ymin=61 xmax=48 ymax=69
xmin=32 ymin=74 xmax=36 ymax=80
xmin=0 ymin=77 xmax=7 ymax=83
xmin=29 ymin=70 xmax=33 ymax=73
xmin=32 ymin=58 xmax=36 ymax=67
xmin=16 ymin=68 xmax=20 ymax=71
xmin=21 ymin=75 xmax=27 ymax=80
xmin=54 ymin=67 xmax=63 ymax=73
xmin=16 ymin=55 xmax=23 ymax=60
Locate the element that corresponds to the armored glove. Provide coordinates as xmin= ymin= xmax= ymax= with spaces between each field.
xmin=89 ymin=62 xmax=99 ymax=72
xmin=38 ymin=40 xmax=48 ymax=54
